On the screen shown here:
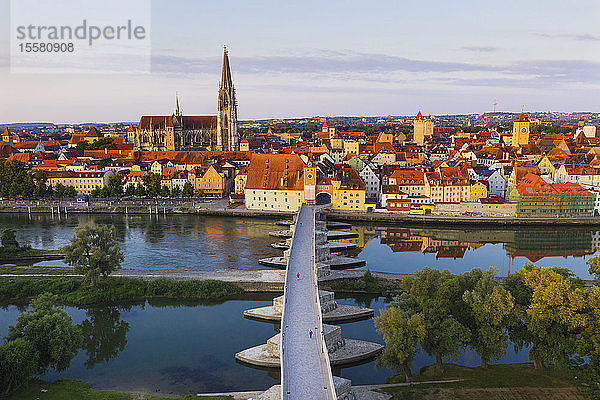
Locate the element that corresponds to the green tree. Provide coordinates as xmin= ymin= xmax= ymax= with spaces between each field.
xmin=171 ymin=185 xmax=182 ymax=198
xmin=142 ymin=173 xmax=162 ymax=198
xmin=160 ymin=185 xmax=171 ymax=198
xmin=99 ymin=187 xmax=110 ymax=198
xmin=63 ymin=186 xmax=77 ymax=198
xmin=1 ymin=228 xmax=17 ymax=248
xmin=396 ymin=267 xmax=470 ymax=373
xmin=512 ymin=265 xmax=587 ymax=370
xmin=182 ymin=181 xmax=194 ymax=198
xmin=462 ymin=268 xmax=515 ymax=369
xmin=106 ymin=174 xmax=125 ymax=197
xmin=0 ymin=338 xmax=37 ymax=395
xmin=124 ymin=184 xmax=136 ymax=197
xmin=375 ymin=307 xmax=425 ymax=382
xmin=0 ymin=160 xmax=35 ymax=198
xmin=90 ymin=186 xmax=102 ymax=198
xmin=33 ymin=170 xmax=50 ymax=198
xmin=54 ymin=182 xmax=66 ymax=198
xmin=579 ymin=285 xmax=600 ymax=398
xmin=6 ymin=293 xmax=82 ymax=374
xmin=76 ymin=137 xmax=116 ymax=151
xmin=61 ymin=223 xmax=124 ymax=286
xmin=587 ymin=255 xmax=600 ymax=281
xmin=134 ymin=183 xmax=147 ymax=197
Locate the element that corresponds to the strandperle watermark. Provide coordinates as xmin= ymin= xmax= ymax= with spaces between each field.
xmin=10 ymin=0 xmax=151 ymax=74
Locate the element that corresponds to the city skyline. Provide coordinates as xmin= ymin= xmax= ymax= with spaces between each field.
xmin=0 ymin=0 xmax=599 ymax=123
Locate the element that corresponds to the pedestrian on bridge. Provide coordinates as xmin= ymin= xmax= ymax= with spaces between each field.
xmin=296 ymin=272 xmax=300 ymax=279
xmin=309 ymin=329 xmax=313 ymax=339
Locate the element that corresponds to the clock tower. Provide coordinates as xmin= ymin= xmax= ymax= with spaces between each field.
xmin=512 ymin=112 xmax=530 ymax=146
xmin=303 ymin=164 xmax=316 ymax=204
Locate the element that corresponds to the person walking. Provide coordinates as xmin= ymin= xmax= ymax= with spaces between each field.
xmin=296 ymin=272 xmax=300 ymax=279
xmin=309 ymin=329 xmax=313 ymax=339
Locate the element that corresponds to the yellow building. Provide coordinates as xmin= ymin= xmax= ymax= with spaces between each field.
xmin=371 ymin=151 xmax=396 ymax=166
xmin=512 ymin=112 xmax=530 ymax=146
xmin=73 ymin=170 xmax=114 ymax=195
xmin=190 ymin=165 xmax=228 ymax=197
xmin=235 ymin=166 xmax=248 ymax=193
xmin=330 ymin=135 xmax=344 ymax=150
xmin=470 ymin=181 xmax=488 ymax=201
xmin=343 ymin=140 xmax=359 ymax=157
xmin=413 ymin=111 xmax=433 ymax=146
xmin=331 ymin=167 xmax=366 ymax=211
xmin=537 ymin=156 xmax=556 ymax=179
xmin=83 ymin=127 xmax=103 ymax=144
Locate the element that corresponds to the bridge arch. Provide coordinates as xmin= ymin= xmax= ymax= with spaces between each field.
xmin=316 ymin=192 xmax=332 ymax=205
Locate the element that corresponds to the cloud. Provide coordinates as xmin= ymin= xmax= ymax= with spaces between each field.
xmin=459 ymin=46 xmax=499 ymax=52
xmin=564 ymin=33 xmax=600 ymax=41
xmin=151 ymin=51 xmax=501 ymax=75
xmin=149 ymin=50 xmax=600 ymax=88
xmin=530 ymin=32 xmax=600 ymax=41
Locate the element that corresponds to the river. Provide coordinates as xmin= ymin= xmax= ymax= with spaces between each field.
xmin=0 ymin=212 xmax=594 ymax=394
xmin=0 ymin=213 xmax=596 ymax=278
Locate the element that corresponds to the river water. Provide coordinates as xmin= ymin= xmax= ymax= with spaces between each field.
xmin=0 ymin=212 xmax=594 ymax=394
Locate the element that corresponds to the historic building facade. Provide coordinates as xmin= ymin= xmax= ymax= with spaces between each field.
xmin=132 ymin=47 xmax=239 ymax=151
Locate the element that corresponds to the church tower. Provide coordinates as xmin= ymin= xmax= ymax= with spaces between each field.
xmin=413 ymin=110 xmax=426 ymax=146
xmin=512 ymin=111 xmax=530 ymax=146
xmin=217 ymin=46 xmax=239 ymax=151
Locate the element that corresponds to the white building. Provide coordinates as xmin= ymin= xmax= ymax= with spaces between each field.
xmin=485 ymin=169 xmax=506 ymax=198
xmin=359 ymin=164 xmax=380 ymax=201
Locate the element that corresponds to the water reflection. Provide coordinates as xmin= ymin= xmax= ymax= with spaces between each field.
xmin=0 ymin=213 xmax=279 ymax=271
xmin=343 ymin=224 xmax=599 ymax=278
xmin=81 ymin=307 xmax=130 ymax=369
xmin=1 ymin=212 xmax=598 ymax=278
xmin=0 ymin=296 xmax=534 ymax=394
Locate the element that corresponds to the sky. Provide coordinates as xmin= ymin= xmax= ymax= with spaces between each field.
xmin=0 ymin=0 xmax=599 ymax=123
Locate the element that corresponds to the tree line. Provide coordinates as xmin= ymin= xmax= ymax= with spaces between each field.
xmin=375 ymin=262 xmax=600 ymax=399
xmin=91 ymin=173 xmax=197 ymax=198
xmin=0 ymin=160 xmax=200 ymax=199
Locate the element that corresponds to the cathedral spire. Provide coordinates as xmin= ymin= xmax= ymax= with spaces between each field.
xmin=216 ymin=46 xmax=238 ymax=151
xmin=175 ymin=92 xmax=181 ymax=117
xmin=220 ymin=46 xmax=233 ymax=89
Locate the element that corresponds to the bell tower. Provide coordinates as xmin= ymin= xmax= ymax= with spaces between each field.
xmin=304 ymin=163 xmax=317 ymax=204
xmin=512 ymin=110 xmax=530 ymax=146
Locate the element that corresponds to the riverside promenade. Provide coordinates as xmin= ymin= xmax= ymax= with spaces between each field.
xmin=3 ymin=198 xmax=600 ymax=226
xmin=280 ymin=205 xmax=336 ymax=400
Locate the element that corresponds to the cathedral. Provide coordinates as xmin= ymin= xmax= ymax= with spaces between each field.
xmin=131 ymin=47 xmax=239 ymax=151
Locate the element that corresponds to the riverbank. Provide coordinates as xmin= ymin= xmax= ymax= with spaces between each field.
xmin=0 ymin=267 xmax=404 ymax=295
xmin=6 ymin=363 xmax=582 ymax=400
xmin=6 ymin=378 xmax=233 ymax=400
xmin=0 ymin=275 xmax=243 ymax=306
xmin=0 ymin=249 xmax=64 ymax=265
xmin=328 ymin=210 xmax=600 ymax=227
xmin=1 ymin=267 xmax=595 ymax=303
xmin=381 ymin=363 xmax=583 ymax=400
xmin=4 ymin=199 xmax=600 ymax=226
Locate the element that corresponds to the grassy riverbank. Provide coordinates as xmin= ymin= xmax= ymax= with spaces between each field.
xmin=0 ymin=276 xmax=242 ymax=306
xmin=326 ymin=270 xmax=403 ymax=296
xmin=6 ymin=379 xmax=233 ymax=400
xmin=0 ymin=246 xmax=63 ymax=263
xmin=382 ymin=363 xmax=582 ymax=400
